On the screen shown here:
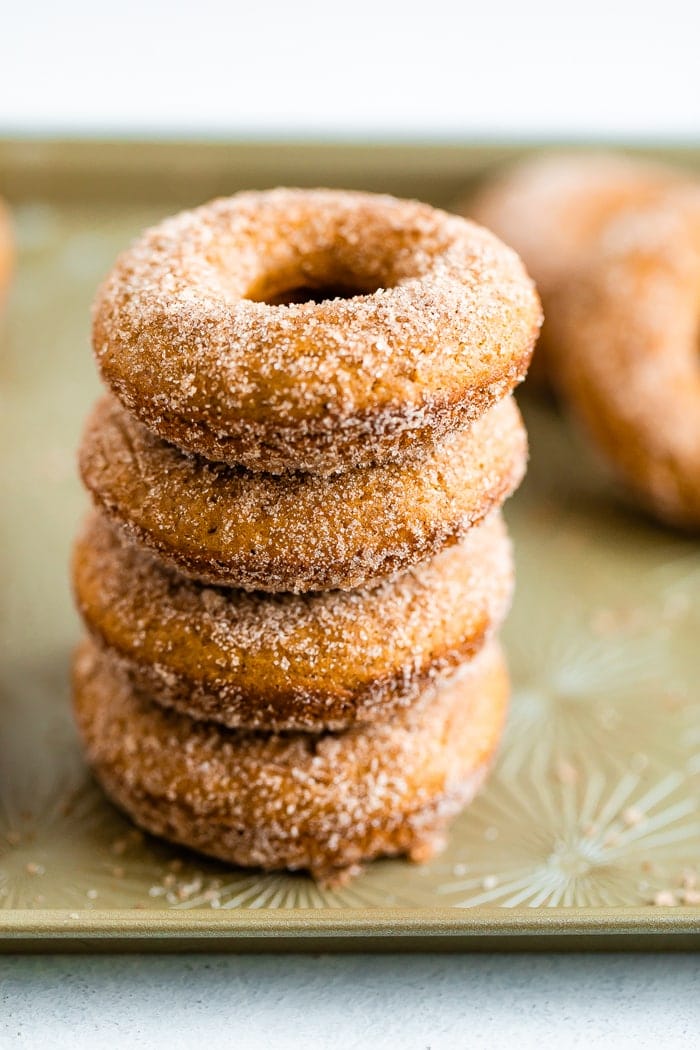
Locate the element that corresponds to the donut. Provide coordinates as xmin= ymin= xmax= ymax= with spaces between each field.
xmin=0 ymin=197 xmax=13 ymax=303
xmin=72 ymin=638 xmax=509 ymax=883
xmin=92 ymin=188 xmax=541 ymax=475
xmin=72 ymin=511 xmax=512 ymax=732
xmin=549 ymin=188 xmax=700 ymax=529
xmin=462 ymin=153 xmax=685 ymax=383
xmin=78 ymin=394 xmax=526 ymax=593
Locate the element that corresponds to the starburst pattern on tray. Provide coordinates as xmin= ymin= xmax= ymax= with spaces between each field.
xmin=501 ymin=621 xmax=671 ymax=778
xmin=431 ymin=766 xmax=700 ymax=908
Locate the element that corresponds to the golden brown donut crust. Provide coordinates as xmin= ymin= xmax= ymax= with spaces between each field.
xmin=79 ymin=394 xmax=527 ymax=593
xmin=550 ymin=188 xmax=700 ymax=529
xmin=72 ymin=639 xmax=509 ymax=883
xmin=73 ymin=512 xmax=513 ymax=732
xmin=92 ymin=188 xmax=541 ymax=475
xmin=462 ymin=153 xmax=686 ymax=383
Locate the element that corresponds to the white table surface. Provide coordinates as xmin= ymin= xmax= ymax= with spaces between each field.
xmin=2 ymin=953 xmax=699 ymax=1048
xmin=1 ymin=0 xmax=699 ymax=139
xmin=3 ymin=2 xmax=700 ymax=1043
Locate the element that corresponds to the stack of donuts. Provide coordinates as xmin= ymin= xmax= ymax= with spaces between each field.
xmin=72 ymin=189 xmax=541 ymax=883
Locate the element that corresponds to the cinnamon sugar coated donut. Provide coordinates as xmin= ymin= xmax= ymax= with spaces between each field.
xmin=462 ymin=153 xmax=685 ymax=382
xmin=92 ymin=188 xmax=541 ymax=474
xmin=73 ymin=639 xmax=509 ymax=883
xmin=550 ymin=188 xmax=700 ymax=529
xmin=73 ymin=512 xmax=513 ymax=731
xmin=79 ymin=394 xmax=526 ymax=592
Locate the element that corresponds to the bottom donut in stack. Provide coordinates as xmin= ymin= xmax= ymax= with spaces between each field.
xmin=72 ymin=638 xmax=508 ymax=885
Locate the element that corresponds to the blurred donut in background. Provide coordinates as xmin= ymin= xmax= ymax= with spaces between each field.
xmin=458 ymin=152 xmax=686 ymax=386
xmin=0 ymin=197 xmax=13 ymax=304
xmin=550 ymin=186 xmax=700 ymax=530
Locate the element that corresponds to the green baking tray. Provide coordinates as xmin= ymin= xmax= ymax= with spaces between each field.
xmin=0 ymin=140 xmax=698 ymax=950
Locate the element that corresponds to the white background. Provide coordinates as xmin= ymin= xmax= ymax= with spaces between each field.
xmin=1 ymin=0 xmax=699 ymax=139
xmin=3 ymin=953 xmax=700 ymax=1049
xmin=2 ymin=2 xmax=700 ymax=1045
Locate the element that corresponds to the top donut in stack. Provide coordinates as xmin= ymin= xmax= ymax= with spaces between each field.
xmin=72 ymin=189 xmax=540 ymax=881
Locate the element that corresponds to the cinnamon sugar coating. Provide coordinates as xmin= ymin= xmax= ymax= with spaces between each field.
xmin=73 ymin=512 xmax=513 ymax=731
xmin=92 ymin=188 xmax=541 ymax=475
xmin=79 ymin=394 xmax=526 ymax=593
xmin=462 ymin=153 xmax=685 ymax=384
xmin=72 ymin=639 xmax=509 ymax=883
xmin=549 ymin=187 xmax=700 ymax=529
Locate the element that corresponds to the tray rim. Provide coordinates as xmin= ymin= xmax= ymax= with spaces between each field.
xmin=2 ymin=908 xmax=699 ymax=952
xmin=2 ymin=138 xmax=700 ymax=208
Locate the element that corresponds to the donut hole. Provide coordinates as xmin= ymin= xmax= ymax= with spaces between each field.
xmin=241 ymin=220 xmax=418 ymax=306
xmin=246 ymin=265 xmax=389 ymax=306
xmin=257 ymin=281 xmax=381 ymax=306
